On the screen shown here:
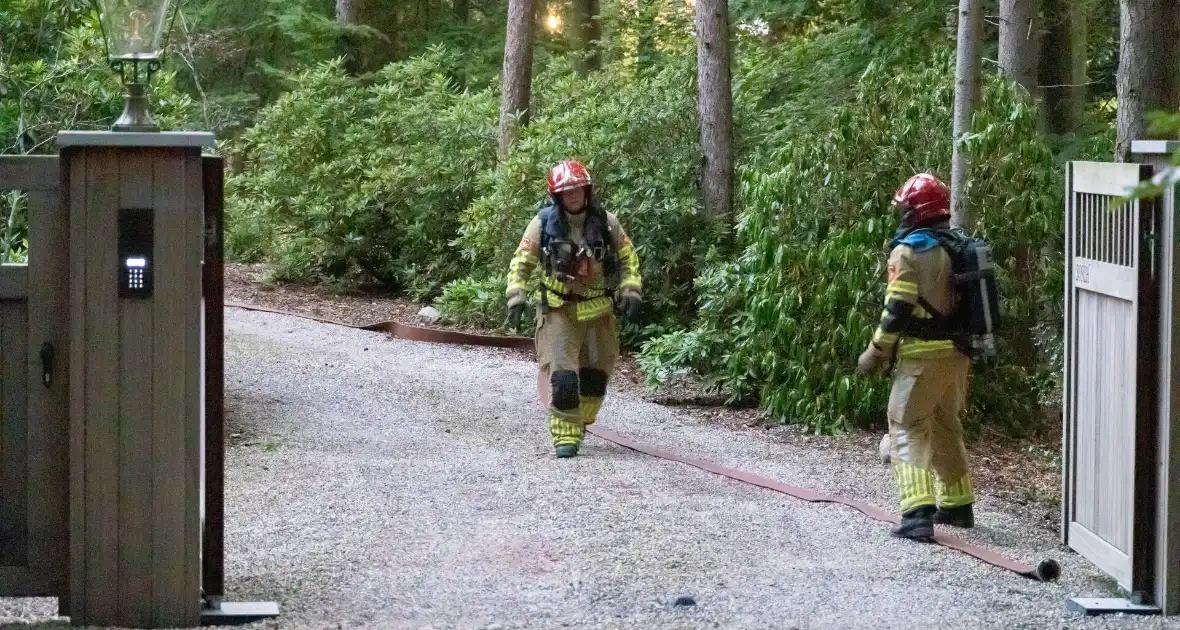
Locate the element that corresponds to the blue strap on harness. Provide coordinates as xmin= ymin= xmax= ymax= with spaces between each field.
xmin=893 ymin=229 xmax=941 ymax=253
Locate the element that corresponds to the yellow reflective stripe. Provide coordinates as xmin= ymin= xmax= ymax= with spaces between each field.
xmin=509 ymin=250 xmax=537 ymax=267
xmin=899 ymin=338 xmax=955 ymax=350
xmin=620 ymin=245 xmax=642 ymax=290
xmin=532 ymin=288 xmax=561 ymax=307
xmin=532 ymin=289 xmax=609 ymax=313
xmin=873 ymin=329 xmax=899 ymax=346
xmin=894 ymin=461 xmax=936 ymax=512
xmin=544 ymin=276 xmax=606 ymax=297
xmin=900 ymin=344 xmax=955 ymax=354
xmin=897 ymin=341 xmax=956 ymax=359
xmin=576 ymin=297 xmax=613 ymax=321
xmin=939 ymin=474 xmax=975 ymax=507
xmin=888 ymin=280 xmax=918 ymax=295
xmin=507 ymin=250 xmax=538 ymax=292
xmin=580 ymin=398 xmax=603 ymax=425
xmin=885 ymin=291 xmax=916 ymax=305
xmin=549 ymin=414 xmax=584 ymax=446
xmin=542 ymin=275 xmax=606 ymax=299
xmin=544 ymin=276 xmax=569 ymax=293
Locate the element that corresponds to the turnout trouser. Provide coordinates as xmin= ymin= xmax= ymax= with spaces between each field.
xmin=887 ymin=353 xmax=975 ymax=513
xmin=535 ymin=305 xmax=620 ymax=447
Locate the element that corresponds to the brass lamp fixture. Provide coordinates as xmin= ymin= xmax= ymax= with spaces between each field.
xmin=91 ymin=0 xmax=182 ymax=132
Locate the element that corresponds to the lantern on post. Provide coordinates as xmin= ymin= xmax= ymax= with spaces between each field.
xmin=90 ymin=0 xmax=182 ymax=132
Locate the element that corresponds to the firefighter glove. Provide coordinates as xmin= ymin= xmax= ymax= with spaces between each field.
xmin=618 ymin=292 xmax=642 ymax=320
xmin=856 ymin=342 xmax=890 ymax=375
xmin=507 ymin=302 xmax=526 ymax=332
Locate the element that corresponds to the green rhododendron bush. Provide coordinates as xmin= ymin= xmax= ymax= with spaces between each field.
xmin=223 ymin=2 xmax=1117 ymax=436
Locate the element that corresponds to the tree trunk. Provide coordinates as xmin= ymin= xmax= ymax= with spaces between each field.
xmin=950 ymin=0 xmax=983 ymax=230
xmin=336 ymin=0 xmax=359 ymax=23
xmin=695 ymin=0 xmax=734 ymax=225
xmin=1115 ymin=0 xmax=1180 ymax=161
xmin=498 ymin=0 xmax=535 ymax=156
xmin=336 ymin=0 xmax=365 ymax=73
xmin=1039 ymin=0 xmax=1088 ymax=134
xmin=999 ymin=0 xmax=1039 ymax=94
xmin=636 ymin=0 xmax=659 ymax=69
xmin=572 ymin=0 xmax=602 ymax=76
xmin=454 ymin=0 xmax=468 ymax=22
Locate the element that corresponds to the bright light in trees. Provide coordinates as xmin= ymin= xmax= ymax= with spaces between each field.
xmin=545 ymin=7 xmax=562 ymax=33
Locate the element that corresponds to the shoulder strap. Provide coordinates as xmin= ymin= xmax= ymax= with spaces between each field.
xmin=928 ymin=228 xmax=968 ymax=256
xmin=917 ymin=296 xmax=947 ymax=322
xmin=913 ymin=229 xmax=962 ymax=322
xmin=538 ymin=203 xmax=559 ymax=248
xmin=588 ymin=206 xmax=615 ymax=248
xmin=604 ymin=210 xmax=621 ymax=251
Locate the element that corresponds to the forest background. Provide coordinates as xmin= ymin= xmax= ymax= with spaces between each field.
xmin=3 ymin=0 xmax=1176 ymax=442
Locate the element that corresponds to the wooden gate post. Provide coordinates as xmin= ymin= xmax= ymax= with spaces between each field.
xmin=58 ymin=131 xmax=213 ymax=629
xmin=1133 ymin=140 xmax=1180 ymax=616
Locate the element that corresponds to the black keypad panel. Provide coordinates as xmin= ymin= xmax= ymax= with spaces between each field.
xmin=126 ymin=267 xmax=145 ymax=290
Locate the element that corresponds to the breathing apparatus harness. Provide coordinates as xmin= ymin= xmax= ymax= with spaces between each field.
xmin=537 ymin=198 xmax=621 ymax=313
xmin=890 ymin=220 xmax=1001 ymax=360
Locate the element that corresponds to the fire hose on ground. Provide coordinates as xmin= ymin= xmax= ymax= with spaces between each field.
xmin=225 ymin=301 xmax=1062 ymax=583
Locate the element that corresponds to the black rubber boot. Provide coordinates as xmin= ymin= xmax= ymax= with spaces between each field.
xmin=555 ymin=444 xmax=579 ymax=458
xmin=934 ymin=504 xmax=975 ymax=528
xmin=891 ymin=505 xmax=936 ymax=540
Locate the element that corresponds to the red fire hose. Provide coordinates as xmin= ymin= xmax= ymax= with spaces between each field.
xmin=226 ymin=301 xmax=1062 ymax=583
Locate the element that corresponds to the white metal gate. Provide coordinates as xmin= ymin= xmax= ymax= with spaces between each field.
xmin=1063 ymin=160 xmax=1158 ymax=595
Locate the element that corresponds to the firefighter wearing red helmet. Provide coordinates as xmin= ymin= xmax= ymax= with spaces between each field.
xmin=505 ymin=160 xmax=643 ymax=458
xmin=857 ymin=173 xmax=976 ymax=540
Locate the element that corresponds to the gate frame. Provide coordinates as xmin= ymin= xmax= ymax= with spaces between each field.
xmin=1132 ymin=140 xmax=1180 ymax=615
xmin=1062 ymin=157 xmax=1161 ymax=607
xmin=201 ymin=155 xmax=225 ymax=606
xmin=0 ymin=155 xmax=70 ymax=599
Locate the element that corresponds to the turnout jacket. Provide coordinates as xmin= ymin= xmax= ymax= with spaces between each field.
xmin=870 ymin=230 xmax=960 ymax=361
xmin=506 ymin=206 xmax=642 ymax=322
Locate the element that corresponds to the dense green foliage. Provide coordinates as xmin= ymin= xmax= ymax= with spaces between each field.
xmin=1 ymin=1 xmax=197 ymax=151
xmin=640 ymin=44 xmax=1113 ymax=435
xmin=630 ymin=5 xmax=1116 ymax=435
xmin=225 ymin=49 xmax=498 ymax=297
xmin=174 ymin=0 xmax=515 ymax=137
xmin=3 ymin=0 xmax=1126 ymax=437
xmin=0 ymin=0 xmax=196 ymax=261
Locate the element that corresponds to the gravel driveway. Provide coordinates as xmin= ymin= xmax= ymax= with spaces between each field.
xmin=4 ymin=307 xmax=1180 ymax=629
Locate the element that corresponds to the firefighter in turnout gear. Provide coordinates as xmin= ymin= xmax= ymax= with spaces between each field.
xmin=856 ymin=173 xmax=976 ymax=540
xmin=505 ymin=160 xmax=643 ymax=458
